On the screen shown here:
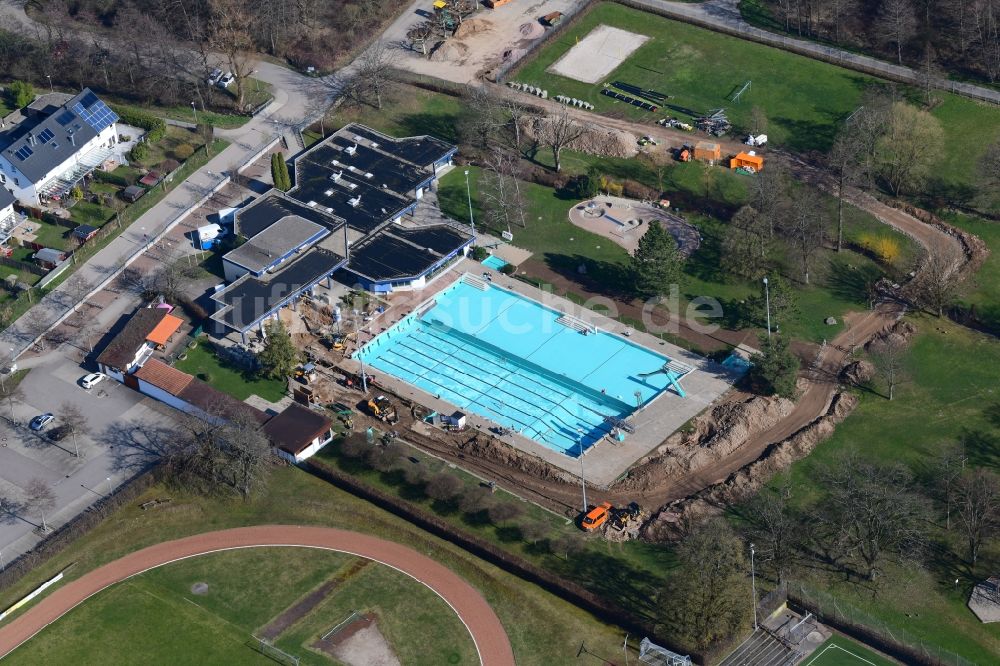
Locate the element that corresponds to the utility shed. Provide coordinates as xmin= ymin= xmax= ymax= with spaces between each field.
xmin=693 ymin=141 xmax=721 ymax=163
xmin=730 ymin=152 xmax=765 ymax=171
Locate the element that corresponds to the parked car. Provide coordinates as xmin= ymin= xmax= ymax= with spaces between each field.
xmin=581 ymin=501 xmax=613 ymax=531
xmin=29 ymin=413 xmax=55 ymax=432
xmin=216 ymin=72 xmax=235 ymax=89
xmin=206 ymin=68 xmax=223 ymax=86
xmin=80 ymin=372 xmax=106 ymax=390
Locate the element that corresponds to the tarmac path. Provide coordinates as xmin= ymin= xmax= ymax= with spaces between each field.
xmin=0 ymin=525 xmax=515 ymax=666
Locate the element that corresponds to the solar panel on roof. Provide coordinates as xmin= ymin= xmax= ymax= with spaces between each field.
xmin=79 ymin=91 xmax=100 ymax=108
xmin=38 ymin=128 xmax=55 ymax=143
xmin=72 ymin=98 xmax=118 ymax=133
xmin=56 ymin=110 xmax=75 ymax=126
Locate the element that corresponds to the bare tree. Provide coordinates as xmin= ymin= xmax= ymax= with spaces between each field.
xmin=750 ymin=105 xmax=768 ymax=135
xmin=751 ymin=161 xmax=789 ymax=237
xmin=933 ymin=442 xmax=967 ymax=531
xmin=782 ymin=193 xmax=827 ymax=284
xmin=425 ymin=473 xmax=463 ymax=502
xmin=458 ymin=84 xmax=504 ymax=150
xmin=208 ymin=0 xmax=257 ymax=111
xmin=956 ymin=469 xmax=1000 ymax=568
xmin=744 ymin=486 xmax=799 ymax=583
xmin=815 ymin=456 xmax=928 ymax=581
xmin=407 ymin=21 xmax=439 ymax=58
xmin=877 ymin=0 xmax=918 ymax=64
xmin=0 ymin=375 xmax=23 ymax=424
xmin=829 ymin=131 xmax=861 ymax=252
xmin=63 ymin=274 xmax=93 ymax=312
xmin=909 ymin=249 xmax=960 ymax=316
xmin=868 ymin=335 xmax=909 ymax=400
xmin=499 ymin=93 xmax=533 ymax=155
xmin=24 ymin=477 xmax=56 ymax=533
xmin=354 ymin=39 xmax=392 ymax=110
xmin=540 ymin=108 xmax=586 ymax=173
xmin=480 ymin=148 xmax=526 ymax=234
xmin=59 ymin=402 xmax=89 ymax=458
xmin=721 ymin=205 xmax=771 ymax=279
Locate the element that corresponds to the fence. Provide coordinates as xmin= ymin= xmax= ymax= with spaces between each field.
xmin=788 ymin=582 xmax=977 ymax=666
xmin=0 ymin=255 xmax=46 ymax=278
xmin=493 ymin=0 xmax=598 ymax=83
xmin=614 ymin=0 xmax=1000 ymax=106
xmin=0 ymin=468 xmax=157 ymax=597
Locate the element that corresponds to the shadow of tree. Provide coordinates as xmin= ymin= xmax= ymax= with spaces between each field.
xmin=541 ymin=252 xmax=634 ymax=299
xmin=961 ymin=427 xmax=1000 ymax=469
xmin=825 ymin=257 xmax=883 ymax=304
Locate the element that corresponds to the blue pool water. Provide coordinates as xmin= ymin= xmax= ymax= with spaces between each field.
xmin=481 ymin=255 xmax=508 ymax=270
xmin=356 ymin=280 xmax=679 ymax=456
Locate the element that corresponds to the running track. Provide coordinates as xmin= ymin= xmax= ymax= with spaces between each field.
xmin=0 ymin=526 xmax=515 ymax=665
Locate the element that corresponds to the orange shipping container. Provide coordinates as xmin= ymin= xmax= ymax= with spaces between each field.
xmin=485 ymin=0 xmax=512 ymax=7
xmin=730 ymin=152 xmax=765 ymax=171
xmin=693 ymin=141 xmax=721 ymax=162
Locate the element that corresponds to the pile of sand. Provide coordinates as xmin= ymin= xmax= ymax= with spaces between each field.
xmin=430 ymin=39 xmax=469 ymax=63
xmin=519 ymin=22 xmax=544 ymax=39
xmin=454 ymin=17 xmax=493 ymax=39
xmin=521 ymin=115 xmax=639 ymax=158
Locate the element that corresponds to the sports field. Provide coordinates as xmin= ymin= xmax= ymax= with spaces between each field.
xmin=516 ymin=3 xmax=1000 ymax=207
xmin=804 ymin=635 xmax=896 ymax=666
xmin=5 ymin=548 xmax=477 ymax=665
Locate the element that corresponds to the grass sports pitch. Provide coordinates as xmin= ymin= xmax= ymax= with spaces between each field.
xmin=804 ymin=636 xmax=896 ymax=666
xmin=5 ymin=548 xmax=477 ymax=665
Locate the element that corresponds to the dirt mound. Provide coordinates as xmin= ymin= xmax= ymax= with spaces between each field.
xmin=454 ymin=17 xmax=493 ymax=39
xmin=864 ymin=319 xmax=917 ymax=351
xmin=519 ymin=22 xmax=545 ymax=39
xmin=615 ymin=393 xmax=795 ymax=494
xmin=521 ymin=115 xmax=638 ymax=158
xmin=642 ymin=391 xmax=859 ymax=543
xmin=430 ymin=39 xmax=469 ymax=63
xmin=840 ymin=359 xmax=874 ymax=385
xmin=456 ymin=433 xmax=575 ymax=483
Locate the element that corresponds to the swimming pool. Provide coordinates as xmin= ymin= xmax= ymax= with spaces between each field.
xmin=481 ymin=254 xmax=508 ymax=270
xmin=355 ymin=277 xmax=684 ymax=456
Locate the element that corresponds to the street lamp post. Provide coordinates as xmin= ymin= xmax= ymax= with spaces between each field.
xmin=762 ymin=277 xmax=772 ymax=339
xmin=577 ymin=429 xmax=588 ymax=514
xmin=191 ymin=101 xmax=198 ymax=124
xmin=106 ymin=476 xmax=112 ymax=495
xmin=46 ymin=74 xmax=52 ymax=93
xmin=750 ymin=542 xmax=758 ymax=631
xmin=464 ymin=169 xmax=475 ymax=241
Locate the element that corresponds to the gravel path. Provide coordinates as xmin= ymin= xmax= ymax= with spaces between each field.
xmin=0 ymin=526 xmax=514 ymax=666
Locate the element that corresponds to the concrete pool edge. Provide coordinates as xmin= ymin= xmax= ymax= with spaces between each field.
xmin=346 ymin=262 xmax=741 ymax=487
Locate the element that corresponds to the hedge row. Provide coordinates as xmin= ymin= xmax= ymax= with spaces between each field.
xmin=111 ymin=105 xmax=166 ymax=143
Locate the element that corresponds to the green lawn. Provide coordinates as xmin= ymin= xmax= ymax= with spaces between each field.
xmin=7 ymin=548 xmax=476 ymax=666
xmin=0 ymin=467 xmax=636 ymax=665
xmin=767 ymin=317 xmax=1000 ymax=662
xmin=27 ymin=219 xmax=72 ymax=251
xmin=314 ymin=436 xmax=675 ymax=626
xmin=438 ymin=167 xmax=912 ymax=343
xmin=516 ymin=2 xmax=1000 ymax=210
xmin=67 ymin=200 xmax=113 ymax=227
xmin=945 ymin=212 xmax=1000 ymax=330
xmin=175 ymin=343 xmax=287 ymax=403
xmin=327 ymin=86 xmax=463 ymax=145
xmin=803 ymin=635 xmax=896 ymax=666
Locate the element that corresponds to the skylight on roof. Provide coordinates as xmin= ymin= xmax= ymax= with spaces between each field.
xmin=56 ymin=110 xmax=75 ymax=126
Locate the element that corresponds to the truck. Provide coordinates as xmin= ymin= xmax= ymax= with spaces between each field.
xmin=581 ymin=502 xmax=613 ymax=531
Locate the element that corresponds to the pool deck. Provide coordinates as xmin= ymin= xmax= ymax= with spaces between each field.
xmin=342 ymin=258 xmax=740 ymax=488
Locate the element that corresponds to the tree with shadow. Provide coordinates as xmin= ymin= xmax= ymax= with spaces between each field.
xmin=741 ymin=484 xmax=801 ymax=584
xmin=811 ymin=454 xmax=929 ymax=582
xmin=721 ymin=205 xmax=771 ymax=280
xmin=955 ymin=469 xmax=1000 ymax=570
xmin=658 ymin=518 xmax=750 ymax=652
xmin=747 ymin=333 xmax=800 ymax=399
xmin=868 ymin=335 xmax=910 ymax=400
xmin=257 ymin=319 xmax=300 ymax=380
xmin=631 ymin=222 xmax=683 ymax=299
xmin=24 ymin=477 xmax=56 ymax=533
xmin=59 ymin=402 xmax=89 ymax=458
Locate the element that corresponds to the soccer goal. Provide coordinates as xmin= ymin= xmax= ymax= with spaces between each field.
xmin=639 ymin=637 xmax=693 ymax=666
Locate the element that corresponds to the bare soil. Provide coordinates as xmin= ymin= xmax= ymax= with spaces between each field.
xmin=313 ymin=614 xmax=400 ymax=666
xmin=259 ymin=559 xmax=371 ymax=641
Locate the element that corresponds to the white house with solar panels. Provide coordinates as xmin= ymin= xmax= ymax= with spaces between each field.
xmin=0 ymin=88 xmax=119 ymax=206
